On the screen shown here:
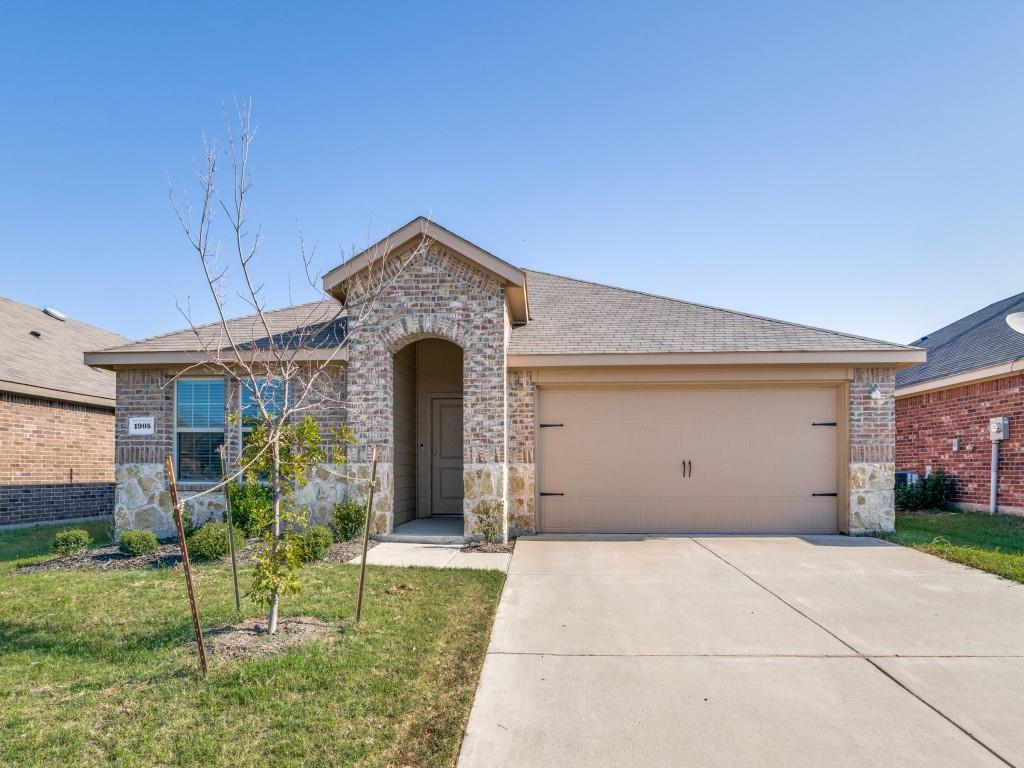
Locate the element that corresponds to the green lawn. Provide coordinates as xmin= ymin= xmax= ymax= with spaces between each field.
xmin=880 ymin=510 xmax=1024 ymax=584
xmin=0 ymin=525 xmax=504 ymax=767
xmin=0 ymin=518 xmax=114 ymax=571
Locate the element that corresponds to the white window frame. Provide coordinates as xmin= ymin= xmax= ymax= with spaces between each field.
xmin=173 ymin=376 xmax=227 ymax=484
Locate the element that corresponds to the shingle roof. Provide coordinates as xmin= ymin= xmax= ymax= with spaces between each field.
xmin=92 ymin=271 xmax=916 ymax=365
xmin=0 ymin=296 xmax=129 ymax=403
xmin=95 ymin=300 xmax=347 ymax=354
xmin=896 ymin=292 xmax=1024 ymax=389
xmin=509 ymin=271 xmax=915 ymax=355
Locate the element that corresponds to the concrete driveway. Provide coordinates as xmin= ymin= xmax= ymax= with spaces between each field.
xmin=458 ymin=536 xmax=1024 ymax=768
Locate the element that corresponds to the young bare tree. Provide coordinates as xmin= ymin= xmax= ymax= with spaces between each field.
xmin=168 ymin=102 xmax=428 ymax=633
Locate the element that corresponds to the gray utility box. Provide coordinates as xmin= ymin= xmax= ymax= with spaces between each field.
xmin=989 ymin=417 xmax=1010 ymax=442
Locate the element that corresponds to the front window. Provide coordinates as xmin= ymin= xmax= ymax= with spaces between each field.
xmin=240 ymin=377 xmax=285 ymax=447
xmin=175 ymin=378 xmax=225 ymax=482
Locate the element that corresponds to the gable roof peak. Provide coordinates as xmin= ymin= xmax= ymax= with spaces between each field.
xmin=322 ymin=217 xmax=529 ymax=323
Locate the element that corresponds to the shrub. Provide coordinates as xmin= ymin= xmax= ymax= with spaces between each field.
xmin=896 ymin=470 xmax=952 ymax=512
xmin=474 ymin=499 xmax=504 ymax=545
xmin=226 ymin=480 xmax=273 ymax=536
xmin=119 ymin=529 xmax=159 ymax=557
xmin=186 ymin=522 xmax=244 ymax=562
xmin=181 ymin=508 xmax=197 ymax=537
xmin=52 ymin=528 xmax=92 ymax=556
xmin=297 ymin=525 xmax=333 ymax=563
xmin=332 ymin=499 xmax=366 ymax=541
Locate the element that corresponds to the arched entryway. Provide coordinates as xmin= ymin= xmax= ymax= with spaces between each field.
xmin=392 ymin=338 xmax=464 ymax=528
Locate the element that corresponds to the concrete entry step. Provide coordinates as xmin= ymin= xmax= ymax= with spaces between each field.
xmin=374 ymin=516 xmax=469 ymax=544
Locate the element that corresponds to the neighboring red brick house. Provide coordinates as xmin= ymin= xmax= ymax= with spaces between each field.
xmin=896 ymin=292 xmax=1024 ymax=515
xmin=0 ymin=297 xmax=129 ymax=526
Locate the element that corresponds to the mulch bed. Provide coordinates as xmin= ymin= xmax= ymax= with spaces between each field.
xmin=460 ymin=540 xmax=515 ymax=554
xmin=17 ymin=536 xmax=378 ymax=573
xmin=323 ymin=537 xmax=378 ymax=563
xmin=19 ymin=543 xmax=186 ymax=572
xmin=205 ymin=616 xmax=341 ymax=662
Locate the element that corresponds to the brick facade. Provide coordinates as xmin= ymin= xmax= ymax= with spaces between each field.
xmin=342 ymin=243 xmax=509 ymax=537
xmin=896 ymin=373 xmax=1024 ymax=513
xmin=107 ymin=246 xmax=898 ymax=538
xmin=0 ymin=391 xmax=115 ymax=525
xmin=848 ymin=368 xmax=897 ymax=532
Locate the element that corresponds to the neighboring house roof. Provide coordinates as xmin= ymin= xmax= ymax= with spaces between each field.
xmin=508 ymin=271 xmax=921 ymax=364
xmin=85 ymin=301 xmax=347 ymax=367
xmin=896 ymin=292 xmax=1024 ymax=394
xmin=0 ymin=296 xmax=129 ymax=406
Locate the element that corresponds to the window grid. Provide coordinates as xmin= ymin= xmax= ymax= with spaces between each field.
xmin=175 ymin=377 xmax=226 ymax=483
xmin=238 ymin=378 xmax=286 ymax=460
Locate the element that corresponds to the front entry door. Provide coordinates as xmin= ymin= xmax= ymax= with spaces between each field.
xmin=431 ymin=398 xmax=464 ymax=516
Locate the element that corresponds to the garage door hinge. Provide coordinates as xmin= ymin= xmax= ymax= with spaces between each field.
xmin=539 ymin=423 xmax=564 ymax=428
xmin=812 ymin=492 xmax=838 ymax=497
xmin=811 ymin=421 xmax=838 ymax=427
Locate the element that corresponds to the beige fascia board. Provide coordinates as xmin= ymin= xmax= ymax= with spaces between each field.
xmin=530 ymin=365 xmax=857 ymax=385
xmin=0 ymin=379 xmax=115 ymax=408
xmin=84 ymin=348 xmax=349 ymax=370
xmin=895 ymin=361 xmax=1022 ymax=398
xmin=508 ymin=349 xmax=926 ymax=368
xmin=322 ymin=217 xmax=529 ymax=323
xmin=507 ymin=284 xmax=529 ymax=323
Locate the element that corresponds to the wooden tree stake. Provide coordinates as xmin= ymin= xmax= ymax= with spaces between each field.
xmin=218 ymin=445 xmax=242 ymax=614
xmin=355 ymin=445 xmax=379 ymax=623
xmin=164 ymin=456 xmax=209 ymax=676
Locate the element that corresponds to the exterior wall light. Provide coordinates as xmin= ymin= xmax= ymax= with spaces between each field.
xmin=869 ymin=383 xmax=883 ymax=401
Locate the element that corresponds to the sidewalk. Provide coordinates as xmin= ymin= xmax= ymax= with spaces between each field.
xmin=348 ymin=542 xmax=511 ymax=571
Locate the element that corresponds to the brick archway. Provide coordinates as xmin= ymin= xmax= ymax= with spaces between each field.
xmin=378 ymin=314 xmax=473 ymax=354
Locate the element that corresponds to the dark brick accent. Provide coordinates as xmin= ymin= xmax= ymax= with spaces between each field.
xmin=0 ymin=483 xmax=113 ymax=526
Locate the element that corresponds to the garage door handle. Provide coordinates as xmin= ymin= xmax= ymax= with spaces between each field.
xmin=539 ymin=423 xmax=564 ymax=428
xmin=540 ymin=492 xmax=565 ymax=497
xmin=812 ymin=422 xmax=837 ymax=427
xmin=812 ymin=492 xmax=838 ymax=497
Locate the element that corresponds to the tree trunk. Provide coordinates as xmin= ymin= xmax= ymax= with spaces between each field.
xmin=267 ymin=442 xmax=283 ymax=634
xmin=267 ymin=586 xmax=280 ymax=634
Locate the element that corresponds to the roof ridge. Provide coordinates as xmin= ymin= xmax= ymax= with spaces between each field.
xmin=523 ymin=269 xmax=915 ymax=350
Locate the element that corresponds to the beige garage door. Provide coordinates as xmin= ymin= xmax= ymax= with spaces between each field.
xmin=537 ymin=386 xmax=841 ymax=534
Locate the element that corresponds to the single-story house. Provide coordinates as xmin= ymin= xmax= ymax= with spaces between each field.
xmin=896 ymin=292 xmax=1024 ymax=515
xmin=86 ymin=218 xmax=924 ymax=539
xmin=0 ymin=296 xmax=129 ymax=526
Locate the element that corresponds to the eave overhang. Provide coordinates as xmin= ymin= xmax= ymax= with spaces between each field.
xmin=0 ymin=379 xmax=115 ymax=408
xmin=895 ymin=360 xmax=1022 ymax=398
xmin=508 ymin=348 xmax=927 ymax=368
xmin=84 ymin=348 xmax=349 ymax=371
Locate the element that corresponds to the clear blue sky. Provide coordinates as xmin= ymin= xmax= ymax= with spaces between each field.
xmin=2 ymin=2 xmax=1022 ymax=345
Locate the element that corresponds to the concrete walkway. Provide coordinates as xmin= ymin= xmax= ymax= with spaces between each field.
xmin=458 ymin=535 xmax=1024 ymax=768
xmin=347 ymin=542 xmax=511 ymax=571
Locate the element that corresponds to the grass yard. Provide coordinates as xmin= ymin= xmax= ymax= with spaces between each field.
xmin=880 ymin=510 xmax=1024 ymax=584
xmin=0 ymin=525 xmax=504 ymax=767
xmin=0 ymin=518 xmax=114 ymax=571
